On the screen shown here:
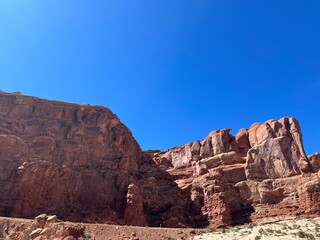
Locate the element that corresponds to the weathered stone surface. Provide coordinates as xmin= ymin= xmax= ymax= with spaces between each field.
xmin=0 ymin=92 xmax=143 ymax=224
xmin=200 ymin=129 xmax=235 ymax=158
xmin=309 ymin=152 xmax=320 ymax=172
xmin=151 ymin=116 xmax=317 ymax=227
xmin=34 ymin=214 xmax=47 ymax=229
xmin=236 ymin=173 xmax=320 ymax=220
xmin=160 ymin=143 xmax=194 ymax=167
xmin=7 ymin=215 xmax=85 ymax=240
xmin=245 ymin=117 xmax=311 ymax=179
xmin=234 ymin=128 xmax=251 ymax=157
xmin=200 ymin=151 xmax=245 ymax=169
xmin=124 ymin=184 xmax=148 ymax=226
xmin=46 ymin=215 xmax=58 ymax=224
xmin=0 ymin=92 xmax=318 ymax=229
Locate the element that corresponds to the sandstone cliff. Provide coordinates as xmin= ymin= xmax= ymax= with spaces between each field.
xmin=150 ymin=116 xmax=319 ymax=227
xmin=0 ymin=92 xmax=319 ymax=228
xmin=0 ymin=92 xmax=143 ymax=224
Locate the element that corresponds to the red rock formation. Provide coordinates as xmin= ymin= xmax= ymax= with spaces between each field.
xmin=124 ymin=183 xmax=148 ymax=226
xmin=245 ymin=117 xmax=311 ymax=179
xmin=0 ymin=92 xmax=142 ymax=224
xmin=309 ymin=152 xmax=320 ymax=172
xmin=0 ymin=91 xmax=319 ymax=229
xmin=152 ymin=116 xmax=318 ymax=227
xmin=7 ymin=214 xmax=85 ymax=240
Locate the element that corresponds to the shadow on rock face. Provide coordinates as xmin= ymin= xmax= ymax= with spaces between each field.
xmin=131 ymin=153 xmax=209 ymax=228
xmin=0 ymin=92 xmax=319 ymax=229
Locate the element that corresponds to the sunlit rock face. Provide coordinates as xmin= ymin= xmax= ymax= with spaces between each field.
xmin=154 ymin=116 xmax=318 ymax=227
xmin=0 ymin=92 xmax=143 ymax=224
xmin=0 ymin=91 xmax=319 ymax=228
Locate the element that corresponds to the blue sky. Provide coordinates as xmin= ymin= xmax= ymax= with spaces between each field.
xmin=0 ymin=1 xmax=319 ymax=154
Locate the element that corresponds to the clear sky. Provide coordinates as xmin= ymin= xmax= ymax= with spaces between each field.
xmin=0 ymin=1 xmax=319 ymax=154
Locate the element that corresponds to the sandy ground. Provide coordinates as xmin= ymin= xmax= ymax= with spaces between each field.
xmin=194 ymin=217 xmax=320 ymax=240
xmin=0 ymin=216 xmax=203 ymax=240
xmin=84 ymin=223 xmax=203 ymax=240
xmin=1 ymin=216 xmax=320 ymax=239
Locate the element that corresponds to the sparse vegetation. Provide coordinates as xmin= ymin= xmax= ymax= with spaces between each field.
xmin=248 ymin=223 xmax=257 ymax=228
xmin=164 ymin=237 xmax=176 ymax=240
xmin=194 ymin=217 xmax=320 ymax=240
xmin=254 ymin=235 xmax=261 ymax=240
xmin=293 ymin=224 xmax=301 ymax=229
xmin=275 ymin=229 xmax=282 ymax=234
xmin=265 ymin=228 xmax=274 ymax=234
xmin=295 ymin=230 xmax=315 ymax=239
xmin=85 ymin=234 xmax=93 ymax=240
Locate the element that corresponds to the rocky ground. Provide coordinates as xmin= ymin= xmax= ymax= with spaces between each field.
xmin=1 ymin=215 xmax=320 ymax=240
xmin=0 ymin=215 xmax=203 ymax=240
xmin=194 ymin=216 xmax=320 ymax=240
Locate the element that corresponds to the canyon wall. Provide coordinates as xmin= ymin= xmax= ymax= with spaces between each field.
xmin=0 ymin=92 xmax=143 ymax=224
xmin=0 ymin=92 xmax=319 ymax=228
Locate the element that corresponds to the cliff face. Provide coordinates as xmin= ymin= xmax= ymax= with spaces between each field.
xmin=0 ymin=92 xmax=143 ymax=224
xmin=151 ymin=117 xmax=319 ymax=227
xmin=0 ymin=92 xmax=319 ymax=228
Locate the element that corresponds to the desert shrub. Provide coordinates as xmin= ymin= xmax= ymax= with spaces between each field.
xmin=292 ymin=224 xmax=301 ymax=229
xmin=265 ymin=228 xmax=274 ymax=233
xmin=249 ymin=223 xmax=257 ymax=228
xmin=85 ymin=234 xmax=93 ymax=240
xmin=296 ymin=231 xmax=315 ymax=239
xmin=164 ymin=237 xmax=176 ymax=240
xmin=258 ymin=228 xmax=265 ymax=235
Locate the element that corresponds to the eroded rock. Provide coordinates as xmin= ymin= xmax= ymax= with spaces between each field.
xmin=0 ymin=92 xmax=318 ymax=229
xmin=0 ymin=92 xmax=143 ymax=224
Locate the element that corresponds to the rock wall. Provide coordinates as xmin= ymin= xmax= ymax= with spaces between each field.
xmin=0 ymin=92 xmax=142 ymax=224
xmin=151 ymin=116 xmax=319 ymax=227
xmin=0 ymin=92 xmax=319 ymax=228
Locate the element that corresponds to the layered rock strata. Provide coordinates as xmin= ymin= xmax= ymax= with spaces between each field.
xmin=150 ymin=116 xmax=318 ymax=227
xmin=0 ymin=92 xmax=319 ymax=228
xmin=0 ymin=92 xmax=142 ymax=224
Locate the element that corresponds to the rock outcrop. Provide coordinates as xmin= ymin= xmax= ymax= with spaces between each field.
xmin=7 ymin=214 xmax=86 ymax=240
xmin=0 ymin=91 xmax=319 ymax=229
xmin=308 ymin=152 xmax=320 ymax=172
xmin=151 ymin=116 xmax=319 ymax=227
xmin=0 ymin=92 xmax=142 ymax=224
